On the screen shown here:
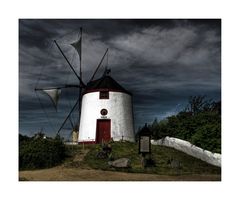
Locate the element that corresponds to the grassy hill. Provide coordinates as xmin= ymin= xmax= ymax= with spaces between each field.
xmin=65 ymin=141 xmax=221 ymax=176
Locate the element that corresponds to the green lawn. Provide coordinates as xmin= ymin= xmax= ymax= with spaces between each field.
xmin=80 ymin=141 xmax=221 ymax=176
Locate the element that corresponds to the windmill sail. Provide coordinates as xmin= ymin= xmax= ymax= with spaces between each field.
xmin=35 ymin=28 xmax=111 ymax=136
xmin=42 ymin=89 xmax=61 ymax=110
xmin=71 ymin=37 xmax=81 ymax=58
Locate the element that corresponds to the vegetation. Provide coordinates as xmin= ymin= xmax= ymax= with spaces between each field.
xmin=19 ymin=95 xmax=221 ymax=177
xmin=19 ymin=133 xmax=66 ymax=170
xmin=83 ymin=141 xmax=220 ymax=175
xmin=137 ymin=96 xmax=221 ymax=153
xmin=19 ymin=141 xmax=221 ymax=180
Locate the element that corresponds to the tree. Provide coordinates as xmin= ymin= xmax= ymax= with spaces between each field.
xmin=142 ymin=96 xmax=221 ymax=153
xmin=186 ymin=95 xmax=213 ymax=115
xmin=151 ymin=118 xmax=159 ymax=139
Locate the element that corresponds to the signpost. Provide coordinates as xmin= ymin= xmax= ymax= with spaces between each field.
xmin=140 ymin=136 xmax=150 ymax=153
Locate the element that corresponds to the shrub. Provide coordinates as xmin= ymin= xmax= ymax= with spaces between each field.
xmin=137 ymin=97 xmax=221 ymax=153
xmin=19 ymin=134 xmax=66 ymax=170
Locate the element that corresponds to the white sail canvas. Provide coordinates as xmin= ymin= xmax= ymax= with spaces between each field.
xmin=42 ymin=89 xmax=61 ymax=109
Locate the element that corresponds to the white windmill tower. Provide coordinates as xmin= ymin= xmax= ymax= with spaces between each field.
xmin=35 ymin=28 xmax=135 ymax=143
xmin=79 ymin=70 xmax=135 ymax=144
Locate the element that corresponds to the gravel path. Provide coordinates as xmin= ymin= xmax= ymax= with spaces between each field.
xmin=19 ymin=167 xmax=220 ymax=181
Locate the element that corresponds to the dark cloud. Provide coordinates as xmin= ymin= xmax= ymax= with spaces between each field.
xmin=19 ymin=19 xmax=221 ymax=137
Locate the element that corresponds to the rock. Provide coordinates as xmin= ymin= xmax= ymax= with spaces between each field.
xmin=108 ymin=158 xmax=131 ymax=168
xmin=168 ymin=158 xmax=181 ymax=169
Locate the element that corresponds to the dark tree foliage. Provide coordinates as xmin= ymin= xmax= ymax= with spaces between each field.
xmin=19 ymin=134 xmax=66 ymax=170
xmin=19 ymin=134 xmax=31 ymax=143
xmin=185 ymin=95 xmax=221 ymax=115
xmin=137 ymin=96 xmax=221 ymax=153
xmin=150 ymin=118 xmax=160 ymax=139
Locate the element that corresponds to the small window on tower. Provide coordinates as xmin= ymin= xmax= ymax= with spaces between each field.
xmin=99 ymin=91 xmax=109 ymax=99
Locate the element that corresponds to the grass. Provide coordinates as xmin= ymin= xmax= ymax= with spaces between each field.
xmin=19 ymin=142 xmax=221 ymax=181
xmin=82 ymin=141 xmax=221 ymax=176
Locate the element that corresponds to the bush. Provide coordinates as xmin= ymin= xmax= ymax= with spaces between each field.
xmin=191 ymin=123 xmax=221 ymax=153
xmin=137 ymin=97 xmax=221 ymax=153
xmin=158 ymin=112 xmax=221 ymax=153
xmin=19 ymin=134 xmax=66 ymax=170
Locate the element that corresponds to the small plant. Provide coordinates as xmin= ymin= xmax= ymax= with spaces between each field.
xmin=108 ymin=152 xmax=114 ymax=161
xmin=96 ymin=143 xmax=112 ymax=159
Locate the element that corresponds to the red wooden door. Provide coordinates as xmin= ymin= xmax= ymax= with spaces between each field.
xmin=96 ymin=119 xmax=111 ymax=143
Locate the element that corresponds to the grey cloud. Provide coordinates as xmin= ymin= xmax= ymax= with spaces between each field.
xmin=19 ymin=19 xmax=221 ymax=137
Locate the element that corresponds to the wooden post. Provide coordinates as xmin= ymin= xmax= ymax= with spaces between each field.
xmin=141 ymin=153 xmax=146 ymax=168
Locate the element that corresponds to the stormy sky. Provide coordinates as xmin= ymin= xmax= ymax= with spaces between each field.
xmin=19 ymin=19 xmax=221 ymax=139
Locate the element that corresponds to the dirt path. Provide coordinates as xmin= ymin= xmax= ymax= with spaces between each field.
xmin=19 ymin=167 xmax=220 ymax=181
xmin=72 ymin=149 xmax=89 ymax=162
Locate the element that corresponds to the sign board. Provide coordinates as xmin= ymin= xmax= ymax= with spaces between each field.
xmin=140 ymin=136 xmax=150 ymax=153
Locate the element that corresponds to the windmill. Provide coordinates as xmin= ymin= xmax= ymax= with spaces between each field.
xmin=35 ymin=27 xmax=135 ymax=144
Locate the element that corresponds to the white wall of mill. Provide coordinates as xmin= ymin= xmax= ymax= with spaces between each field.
xmin=78 ymin=91 xmax=135 ymax=142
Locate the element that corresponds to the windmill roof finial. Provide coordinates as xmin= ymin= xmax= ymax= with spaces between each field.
xmin=103 ymin=68 xmax=111 ymax=77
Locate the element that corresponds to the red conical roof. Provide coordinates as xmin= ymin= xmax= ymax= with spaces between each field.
xmin=84 ymin=75 xmax=131 ymax=95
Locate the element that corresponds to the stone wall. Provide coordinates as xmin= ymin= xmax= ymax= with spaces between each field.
xmin=151 ymin=137 xmax=221 ymax=167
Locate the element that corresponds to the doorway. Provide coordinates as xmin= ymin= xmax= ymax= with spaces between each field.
xmin=96 ymin=119 xmax=111 ymax=143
